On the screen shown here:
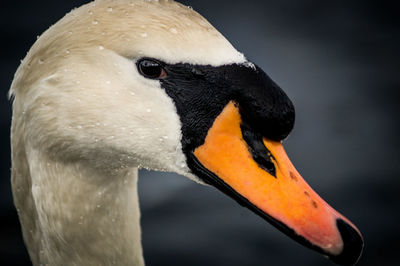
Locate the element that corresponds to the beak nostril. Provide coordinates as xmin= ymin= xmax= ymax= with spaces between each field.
xmin=330 ymin=219 xmax=364 ymax=266
xmin=241 ymin=122 xmax=277 ymax=177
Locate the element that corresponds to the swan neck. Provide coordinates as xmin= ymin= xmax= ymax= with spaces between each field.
xmin=12 ymin=149 xmax=144 ymax=266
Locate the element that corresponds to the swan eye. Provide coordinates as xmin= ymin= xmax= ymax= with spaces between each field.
xmin=137 ymin=59 xmax=167 ymax=79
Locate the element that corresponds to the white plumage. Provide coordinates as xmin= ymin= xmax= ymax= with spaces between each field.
xmin=10 ymin=1 xmax=246 ymax=265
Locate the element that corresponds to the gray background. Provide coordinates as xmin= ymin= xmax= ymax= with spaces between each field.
xmin=1 ymin=0 xmax=399 ymax=265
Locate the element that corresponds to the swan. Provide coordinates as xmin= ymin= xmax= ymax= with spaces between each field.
xmin=9 ymin=0 xmax=363 ymax=265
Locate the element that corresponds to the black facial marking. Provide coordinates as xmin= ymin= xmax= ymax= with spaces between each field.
xmin=241 ymin=122 xmax=276 ymax=177
xmin=159 ymin=61 xmax=295 ymax=156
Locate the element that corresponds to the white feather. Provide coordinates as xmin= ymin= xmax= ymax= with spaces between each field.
xmin=10 ymin=0 xmax=248 ymax=265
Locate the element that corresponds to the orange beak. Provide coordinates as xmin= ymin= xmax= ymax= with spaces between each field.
xmin=191 ymin=102 xmax=363 ymax=265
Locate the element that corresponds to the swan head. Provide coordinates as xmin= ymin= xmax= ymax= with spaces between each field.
xmin=10 ymin=0 xmax=363 ymax=265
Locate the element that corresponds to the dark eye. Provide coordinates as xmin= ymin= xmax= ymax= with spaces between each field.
xmin=137 ymin=59 xmax=167 ymax=79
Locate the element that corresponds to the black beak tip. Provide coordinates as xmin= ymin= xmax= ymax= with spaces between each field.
xmin=329 ymin=219 xmax=364 ymax=266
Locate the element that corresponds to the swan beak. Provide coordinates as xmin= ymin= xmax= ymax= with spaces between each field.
xmin=191 ymin=102 xmax=363 ymax=266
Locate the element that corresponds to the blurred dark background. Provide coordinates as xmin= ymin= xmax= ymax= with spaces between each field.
xmin=1 ymin=0 xmax=399 ymax=265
